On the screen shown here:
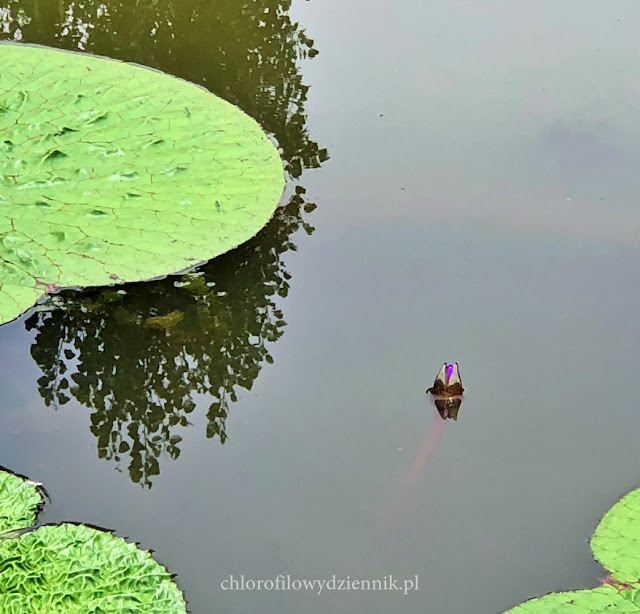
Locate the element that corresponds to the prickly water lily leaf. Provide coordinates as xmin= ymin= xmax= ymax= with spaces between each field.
xmin=0 ymin=42 xmax=284 ymax=326
xmin=0 ymin=469 xmax=186 ymax=613
xmin=0 ymin=524 xmax=186 ymax=613
xmin=591 ymin=486 xmax=640 ymax=584
xmin=0 ymin=470 xmax=42 ymax=534
xmin=504 ymin=586 xmax=640 ymax=613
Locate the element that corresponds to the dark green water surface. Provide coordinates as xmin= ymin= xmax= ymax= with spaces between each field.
xmin=1 ymin=1 xmax=640 ymax=612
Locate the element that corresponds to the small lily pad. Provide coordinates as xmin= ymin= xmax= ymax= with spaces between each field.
xmin=591 ymin=486 xmax=640 ymax=584
xmin=0 ymin=469 xmax=43 ymax=534
xmin=504 ymin=585 xmax=640 ymax=613
xmin=0 ymin=42 xmax=284 ymax=326
xmin=504 ymin=485 xmax=640 ymax=613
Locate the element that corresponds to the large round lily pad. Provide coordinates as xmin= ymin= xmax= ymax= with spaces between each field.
xmin=0 ymin=523 xmax=186 ymax=613
xmin=0 ymin=42 xmax=284 ymax=326
xmin=0 ymin=468 xmax=186 ymax=613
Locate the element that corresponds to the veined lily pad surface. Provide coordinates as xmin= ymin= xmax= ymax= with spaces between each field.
xmin=0 ymin=468 xmax=186 ymax=613
xmin=504 ymin=485 xmax=640 ymax=613
xmin=0 ymin=43 xmax=284 ymax=326
xmin=591 ymin=485 xmax=640 ymax=584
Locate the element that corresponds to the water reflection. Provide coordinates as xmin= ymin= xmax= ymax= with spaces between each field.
xmin=25 ymin=226 xmax=300 ymax=486
xmin=426 ymin=363 xmax=464 ymax=420
xmin=5 ymin=0 xmax=328 ymax=486
xmin=433 ymin=397 xmax=462 ymax=421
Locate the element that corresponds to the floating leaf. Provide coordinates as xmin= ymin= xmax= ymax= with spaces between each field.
xmin=504 ymin=585 xmax=640 ymax=613
xmin=0 ymin=42 xmax=284 ymax=326
xmin=0 ymin=523 xmax=186 ymax=613
xmin=0 ymin=469 xmax=186 ymax=613
xmin=0 ymin=470 xmax=42 ymax=534
xmin=504 ymin=485 xmax=640 ymax=613
xmin=591 ymin=486 xmax=640 ymax=584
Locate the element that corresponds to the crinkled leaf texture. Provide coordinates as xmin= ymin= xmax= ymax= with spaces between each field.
xmin=0 ymin=469 xmax=186 ymax=613
xmin=504 ymin=486 xmax=640 ymax=613
xmin=0 ymin=42 xmax=285 ymax=326
xmin=0 ymin=470 xmax=42 ymax=534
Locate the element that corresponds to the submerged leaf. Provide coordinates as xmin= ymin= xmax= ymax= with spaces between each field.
xmin=144 ymin=309 xmax=185 ymax=330
xmin=0 ymin=43 xmax=284 ymax=326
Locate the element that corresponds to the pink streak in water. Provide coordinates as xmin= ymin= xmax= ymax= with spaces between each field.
xmin=406 ymin=417 xmax=447 ymax=483
xmin=376 ymin=415 xmax=448 ymax=543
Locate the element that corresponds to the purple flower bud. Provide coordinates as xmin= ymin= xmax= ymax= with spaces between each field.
xmin=427 ymin=362 xmax=464 ymax=397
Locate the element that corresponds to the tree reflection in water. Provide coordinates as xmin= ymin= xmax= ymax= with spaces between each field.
xmin=2 ymin=0 xmax=328 ymax=486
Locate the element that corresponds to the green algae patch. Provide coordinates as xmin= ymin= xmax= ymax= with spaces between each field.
xmin=504 ymin=485 xmax=640 ymax=613
xmin=0 ymin=468 xmax=186 ymax=613
xmin=0 ymin=42 xmax=284 ymax=326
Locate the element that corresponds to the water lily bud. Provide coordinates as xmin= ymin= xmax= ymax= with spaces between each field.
xmin=427 ymin=362 xmax=464 ymax=397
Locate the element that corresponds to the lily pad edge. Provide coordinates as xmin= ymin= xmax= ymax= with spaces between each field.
xmin=502 ymin=483 xmax=640 ymax=613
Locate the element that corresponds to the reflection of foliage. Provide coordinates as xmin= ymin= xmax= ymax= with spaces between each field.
xmin=25 ymin=191 xmax=306 ymax=486
xmin=9 ymin=0 xmax=326 ymax=486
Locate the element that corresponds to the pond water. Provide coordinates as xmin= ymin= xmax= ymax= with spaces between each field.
xmin=1 ymin=1 xmax=640 ymax=612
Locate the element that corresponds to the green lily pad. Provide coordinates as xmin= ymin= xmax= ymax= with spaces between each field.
xmin=0 ymin=469 xmax=186 ymax=613
xmin=0 ymin=523 xmax=186 ymax=613
xmin=0 ymin=42 xmax=284 ymax=326
xmin=504 ymin=485 xmax=640 ymax=613
xmin=504 ymin=585 xmax=640 ymax=613
xmin=0 ymin=469 xmax=43 ymax=534
xmin=591 ymin=487 xmax=640 ymax=584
